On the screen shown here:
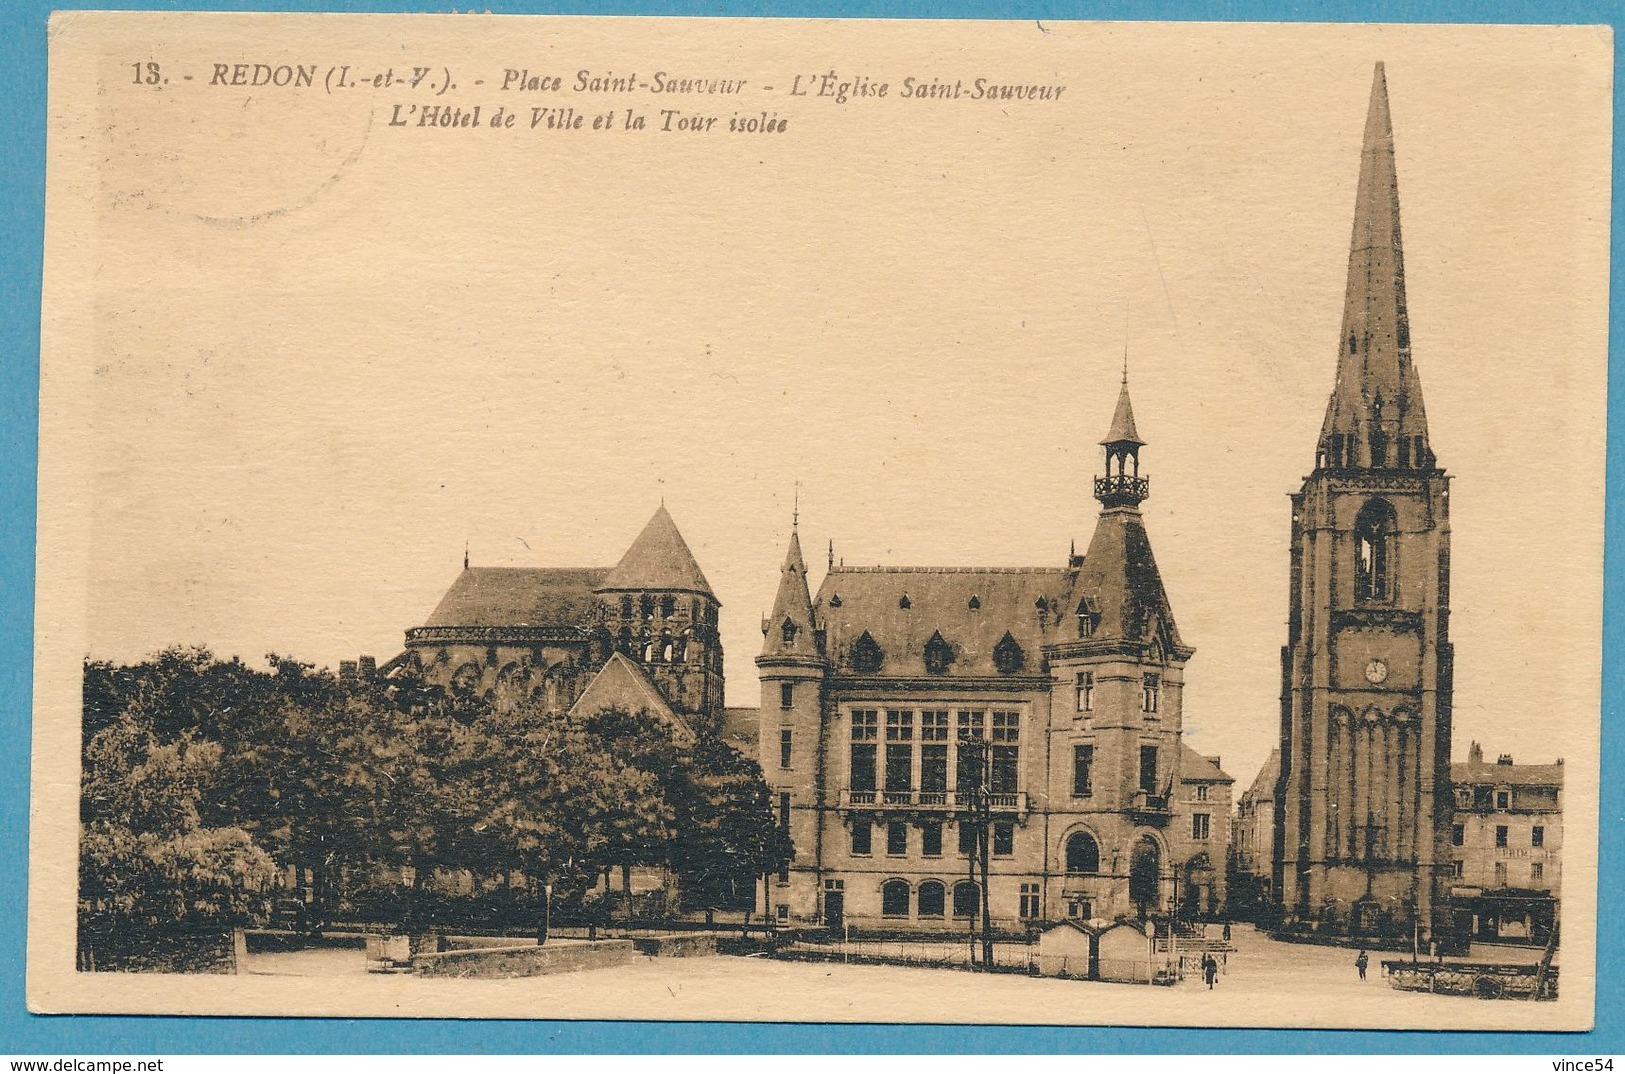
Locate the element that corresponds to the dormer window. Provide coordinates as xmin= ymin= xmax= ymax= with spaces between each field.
xmin=781 ymin=617 xmax=798 ymax=645
xmin=992 ymin=632 xmax=1024 ymax=674
xmin=923 ymin=631 xmax=954 ymax=675
xmin=851 ymin=631 xmax=884 ymax=674
xmin=1077 ymin=596 xmax=1100 ymax=638
xmin=828 ymin=594 xmax=843 ymax=608
xmin=899 ymin=594 xmax=911 ymax=610
xmin=968 ymin=595 xmax=981 ymax=611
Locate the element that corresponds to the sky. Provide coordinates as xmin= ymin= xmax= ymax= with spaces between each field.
xmin=54 ymin=16 xmax=1612 ymax=792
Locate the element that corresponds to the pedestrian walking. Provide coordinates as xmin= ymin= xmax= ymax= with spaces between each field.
xmin=1355 ymin=949 xmax=1369 ymax=981
xmin=1202 ymin=952 xmax=1218 ymax=989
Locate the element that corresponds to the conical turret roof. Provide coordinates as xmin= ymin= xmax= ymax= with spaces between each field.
xmin=1101 ymin=380 xmax=1144 ymax=447
xmin=761 ymin=526 xmax=820 ymax=660
xmin=1319 ymin=62 xmax=1434 ymax=469
xmin=597 ymin=504 xmax=716 ymax=598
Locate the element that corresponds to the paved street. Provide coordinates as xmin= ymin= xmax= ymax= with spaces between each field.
xmin=230 ymin=924 xmax=1574 ymax=1030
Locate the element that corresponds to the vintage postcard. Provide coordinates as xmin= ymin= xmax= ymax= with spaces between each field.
xmin=30 ymin=12 xmax=1609 ymax=1028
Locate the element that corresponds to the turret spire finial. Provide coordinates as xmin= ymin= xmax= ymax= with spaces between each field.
xmin=463 ymin=541 xmax=469 ymax=571
xmin=792 ymin=480 xmax=800 ymax=531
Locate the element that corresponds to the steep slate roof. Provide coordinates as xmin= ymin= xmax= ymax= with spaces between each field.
xmin=1239 ymin=748 xmax=1281 ymax=805
xmin=815 ymin=567 xmax=1070 ymax=678
xmin=598 ymin=504 xmax=716 ymax=598
xmin=423 ymin=567 xmax=609 ymax=629
xmin=1179 ymin=742 xmax=1233 ymax=784
xmin=1065 ymin=506 xmax=1185 ymax=652
xmin=568 ymin=651 xmax=694 ymax=742
xmin=762 ymin=529 xmax=820 ymax=660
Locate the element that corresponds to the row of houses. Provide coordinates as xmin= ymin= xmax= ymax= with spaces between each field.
xmin=1233 ymin=743 xmax=1563 ymax=945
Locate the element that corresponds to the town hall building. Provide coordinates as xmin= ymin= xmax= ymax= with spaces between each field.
xmin=757 ymin=382 xmax=1231 ymax=932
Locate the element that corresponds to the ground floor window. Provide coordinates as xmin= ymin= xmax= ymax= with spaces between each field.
xmin=918 ymin=880 xmax=946 ymax=917
xmin=953 ymin=881 xmax=980 ymax=918
xmin=1067 ymin=898 xmax=1093 ymax=920
xmin=1066 ymin=831 xmax=1100 ymax=874
xmin=1019 ymin=883 xmax=1040 ymax=919
xmin=776 ymin=905 xmax=788 ymax=922
xmin=881 ymin=879 xmax=910 ymax=918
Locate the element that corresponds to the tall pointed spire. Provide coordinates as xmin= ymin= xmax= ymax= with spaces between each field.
xmin=762 ymin=521 xmax=818 ymax=659
xmin=1318 ymin=62 xmax=1434 ymax=473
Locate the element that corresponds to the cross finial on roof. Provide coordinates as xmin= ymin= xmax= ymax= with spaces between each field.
xmin=463 ymin=541 xmax=469 ymax=571
xmin=1122 ymin=342 xmax=1129 ymax=387
xmin=792 ymin=481 xmax=800 ymax=530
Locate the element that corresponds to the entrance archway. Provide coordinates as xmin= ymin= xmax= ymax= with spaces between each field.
xmin=1129 ymin=836 xmax=1162 ymax=918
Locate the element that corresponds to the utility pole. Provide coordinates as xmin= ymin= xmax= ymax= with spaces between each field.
xmin=962 ymin=738 xmax=995 ymax=970
xmin=978 ymin=754 xmax=994 ymax=970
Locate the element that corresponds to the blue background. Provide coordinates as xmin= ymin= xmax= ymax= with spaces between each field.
xmin=2 ymin=0 xmax=1619 ymax=1054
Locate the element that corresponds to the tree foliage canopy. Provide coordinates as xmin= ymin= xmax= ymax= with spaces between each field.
xmin=80 ymin=648 xmax=787 ymax=932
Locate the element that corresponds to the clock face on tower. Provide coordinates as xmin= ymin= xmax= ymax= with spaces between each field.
xmin=1364 ymin=658 xmax=1389 ymax=685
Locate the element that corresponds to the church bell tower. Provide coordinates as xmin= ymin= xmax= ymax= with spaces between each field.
xmin=1274 ymin=63 xmax=1454 ymax=944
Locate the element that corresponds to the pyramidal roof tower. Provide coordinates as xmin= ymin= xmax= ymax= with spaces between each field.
xmin=1317 ymin=62 xmax=1434 ymax=473
xmin=597 ymin=503 xmax=716 ymax=597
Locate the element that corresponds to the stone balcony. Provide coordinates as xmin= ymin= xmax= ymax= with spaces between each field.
xmin=839 ymin=788 xmax=1029 ymax=817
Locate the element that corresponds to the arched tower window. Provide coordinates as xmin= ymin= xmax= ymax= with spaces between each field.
xmin=1354 ymin=499 xmax=1398 ymax=602
xmin=1065 ymin=832 xmax=1100 ymax=875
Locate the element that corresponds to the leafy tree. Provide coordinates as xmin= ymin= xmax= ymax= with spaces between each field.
xmin=80 ymin=707 xmax=276 ymax=925
xmin=671 ymin=734 xmax=792 ymax=911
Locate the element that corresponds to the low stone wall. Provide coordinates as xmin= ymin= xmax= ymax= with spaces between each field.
xmin=413 ymin=939 xmax=638 ymax=979
xmin=632 ymin=932 xmax=717 ymax=958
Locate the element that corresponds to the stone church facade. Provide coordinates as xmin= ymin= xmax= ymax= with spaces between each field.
xmin=379 ymin=504 xmax=727 ymax=733
xmin=757 ymin=384 xmax=1231 ymax=932
xmin=1273 ymin=63 xmax=1455 ymax=944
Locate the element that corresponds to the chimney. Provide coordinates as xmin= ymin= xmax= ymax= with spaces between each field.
xmin=358 ymin=655 xmax=377 ymax=681
xmin=339 ymin=660 xmax=358 ymax=685
xmin=1468 ymin=741 xmax=1483 ymax=765
xmin=1497 ymin=753 xmax=1514 ymax=766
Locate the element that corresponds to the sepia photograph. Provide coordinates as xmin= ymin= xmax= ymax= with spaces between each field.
xmin=28 ymin=12 xmax=1610 ymax=1030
